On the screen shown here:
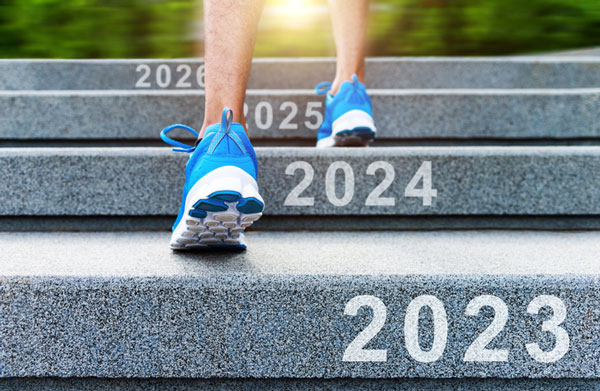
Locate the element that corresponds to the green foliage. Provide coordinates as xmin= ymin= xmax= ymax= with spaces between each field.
xmin=1 ymin=0 xmax=599 ymax=58
xmin=366 ymin=0 xmax=600 ymax=56
xmin=0 ymin=0 xmax=195 ymax=58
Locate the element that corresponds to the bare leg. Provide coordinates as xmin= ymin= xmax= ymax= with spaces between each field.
xmin=328 ymin=0 xmax=369 ymax=95
xmin=201 ymin=0 xmax=265 ymax=137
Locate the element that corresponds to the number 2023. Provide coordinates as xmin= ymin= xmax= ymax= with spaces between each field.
xmin=343 ymin=295 xmax=569 ymax=363
xmin=284 ymin=161 xmax=438 ymax=207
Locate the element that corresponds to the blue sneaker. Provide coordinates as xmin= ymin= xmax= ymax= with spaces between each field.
xmin=315 ymin=74 xmax=376 ymax=148
xmin=160 ymin=107 xmax=264 ymax=250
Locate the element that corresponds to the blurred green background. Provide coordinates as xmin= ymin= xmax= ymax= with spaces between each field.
xmin=1 ymin=0 xmax=599 ymax=58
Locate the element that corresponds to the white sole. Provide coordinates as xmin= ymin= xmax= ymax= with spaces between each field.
xmin=332 ymin=109 xmax=376 ymax=135
xmin=317 ymin=110 xmax=376 ymax=148
xmin=170 ymin=166 xmax=264 ymax=251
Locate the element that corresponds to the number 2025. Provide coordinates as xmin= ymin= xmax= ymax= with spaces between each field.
xmin=284 ymin=161 xmax=438 ymax=207
xmin=343 ymin=295 xmax=569 ymax=364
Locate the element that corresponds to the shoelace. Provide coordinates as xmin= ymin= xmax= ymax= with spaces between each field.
xmin=315 ymin=81 xmax=332 ymax=95
xmin=314 ymin=74 xmax=360 ymax=96
xmin=206 ymin=108 xmax=237 ymax=154
xmin=160 ymin=124 xmax=199 ymax=153
xmin=160 ymin=107 xmax=234 ymax=153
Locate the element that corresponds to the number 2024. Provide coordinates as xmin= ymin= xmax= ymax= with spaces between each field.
xmin=343 ymin=295 xmax=569 ymax=363
xmin=284 ymin=160 xmax=437 ymax=207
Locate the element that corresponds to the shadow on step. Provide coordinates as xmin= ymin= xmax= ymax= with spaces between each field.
xmin=2 ymin=215 xmax=600 ymax=231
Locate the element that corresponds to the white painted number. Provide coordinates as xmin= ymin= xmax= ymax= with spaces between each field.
xmin=245 ymin=101 xmax=323 ymax=130
xmin=279 ymin=101 xmax=299 ymax=130
xmin=255 ymin=102 xmax=273 ymax=130
xmin=305 ymin=102 xmax=323 ymax=130
xmin=136 ymin=63 xmax=206 ymax=89
xmin=284 ymin=161 xmax=315 ymax=206
xmin=525 ymin=295 xmax=569 ymax=362
xmin=404 ymin=295 xmax=448 ymax=363
xmin=405 ymin=161 xmax=437 ymax=206
xmin=365 ymin=161 xmax=395 ymax=206
xmin=135 ymin=64 xmax=151 ymax=88
xmin=196 ymin=64 xmax=205 ymax=88
xmin=156 ymin=64 xmax=171 ymax=88
xmin=341 ymin=295 xmax=569 ymax=364
xmin=343 ymin=295 xmax=387 ymax=362
xmin=464 ymin=295 xmax=509 ymax=362
xmin=325 ymin=161 xmax=355 ymax=207
xmin=283 ymin=160 xmax=436 ymax=208
xmin=175 ymin=64 xmax=192 ymax=88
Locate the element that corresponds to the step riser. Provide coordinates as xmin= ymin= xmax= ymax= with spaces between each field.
xmin=1 ymin=378 xmax=599 ymax=391
xmin=1 ymin=275 xmax=597 ymax=377
xmin=2 ymin=59 xmax=600 ymax=90
xmin=1 ymin=147 xmax=599 ymax=216
xmin=2 ymin=90 xmax=599 ymax=140
xmin=5 ymin=215 xmax=600 ymax=232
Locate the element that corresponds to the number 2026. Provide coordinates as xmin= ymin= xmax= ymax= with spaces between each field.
xmin=343 ymin=295 xmax=569 ymax=364
xmin=136 ymin=64 xmax=204 ymax=89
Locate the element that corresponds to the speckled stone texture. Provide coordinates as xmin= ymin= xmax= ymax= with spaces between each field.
xmin=0 ymin=147 xmax=600 ymax=216
xmin=6 ymin=215 xmax=600 ymax=231
xmin=1 ymin=378 xmax=600 ymax=390
xmin=1 ymin=89 xmax=600 ymax=140
xmin=0 ymin=231 xmax=599 ymax=378
xmin=548 ymin=47 xmax=600 ymax=57
xmin=1 ymin=58 xmax=600 ymax=90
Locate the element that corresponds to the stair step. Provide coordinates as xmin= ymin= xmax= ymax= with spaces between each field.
xmin=1 ymin=378 xmax=598 ymax=390
xmin=1 ymin=89 xmax=599 ymax=141
xmin=0 ymin=146 xmax=599 ymax=218
xmin=1 ymin=58 xmax=600 ymax=90
xmin=0 ymin=230 xmax=598 ymax=378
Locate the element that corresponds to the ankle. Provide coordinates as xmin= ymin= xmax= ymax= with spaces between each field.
xmin=199 ymin=112 xmax=247 ymax=138
xmin=329 ymin=70 xmax=365 ymax=96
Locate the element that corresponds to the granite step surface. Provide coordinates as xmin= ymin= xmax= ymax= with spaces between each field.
xmin=2 ymin=89 xmax=599 ymax=141
xmin=2 ymin=378 xmax=599 ymax=391
xmin=1 ymin=57 xmax=600 ymax=90
xmin=0 ymin=230 xmax=599 ymax=378
xmin=0 ymin=146 xmax=599 ymax=218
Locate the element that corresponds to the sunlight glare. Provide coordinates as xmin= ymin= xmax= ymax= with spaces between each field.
xmin=263 ymin=0 xmax=327 ymax=29
xmin=286 ymin=0 xmax=305 ymax=14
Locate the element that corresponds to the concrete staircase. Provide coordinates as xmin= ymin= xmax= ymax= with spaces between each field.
xmin=1 ymin=57 xmax=599 ymax=389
